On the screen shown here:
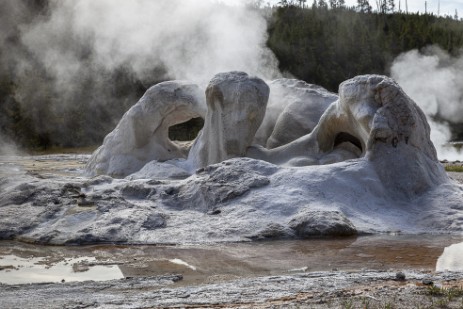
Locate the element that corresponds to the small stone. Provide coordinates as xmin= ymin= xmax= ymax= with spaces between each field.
xmin=207 ymin=209 xmax=221 ymax=215
xmin=422 ymin=279 xmax=433 ymax=286
xmin=177 ymin=293 xmax=190 ymax=298
xmin=172 ymin=275 xmax=183 ymax=282
xmin=395 ymin=272 xmax=406 ymax=281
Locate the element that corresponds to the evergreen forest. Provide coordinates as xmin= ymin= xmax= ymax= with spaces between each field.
xmin=268 ymin=2 xmax=463 ymax=91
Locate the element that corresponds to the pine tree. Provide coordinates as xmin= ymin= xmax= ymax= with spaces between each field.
xmin=318 ymin=0 xmax=328 ymax=9
xmin=388 ymin=0 xmax=395 ymax=12
xmin=380 ymin=0 xmax=387 ymax=13
xmin=357 ymin=0 xmax=372 ymax=13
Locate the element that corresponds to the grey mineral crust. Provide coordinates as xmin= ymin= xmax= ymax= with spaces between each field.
xmin=1 ymin=74 xmax=463 ymax=245
xmin=1 ymin=270 xmax=462 ymax=308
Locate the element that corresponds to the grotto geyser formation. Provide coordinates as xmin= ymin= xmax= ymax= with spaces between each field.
xmin=87 ymin=71 xmax=447 ymax=198
xmin=0 ymin=72 xmax=462 ymax=245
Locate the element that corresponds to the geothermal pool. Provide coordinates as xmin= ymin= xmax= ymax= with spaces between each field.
xmin=1 ymin=235 xmax=463 ymax=285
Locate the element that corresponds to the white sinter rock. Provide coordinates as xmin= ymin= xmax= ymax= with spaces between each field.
xmin=436 ymin=242 xmax=463 ymax=271
xmin=85 ymin=81 xmax=206 ymax=177
xmin=186 ymin=71 xmax=269 ymax=169
xmin=1 ymin=73 xmax=461 ymax=245
xmin=247 ymin=74 xmax=443 ymax=183
xmin=253 ymin=78 xmax=337 ymax=149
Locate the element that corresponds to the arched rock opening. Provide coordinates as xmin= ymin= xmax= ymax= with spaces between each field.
xmin=334 ymin=132 xmax=363 ymax=154
xmin=168 ymin=117 xmax=204 ymax=142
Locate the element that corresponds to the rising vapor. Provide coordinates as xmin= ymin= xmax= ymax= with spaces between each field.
xmin=0 ymin=0 xmax=280 ymax=149
xmin=21 ymin=0 xmax=280 ymax=84
xmin=391 ymin=46 xmax=463 ymax=160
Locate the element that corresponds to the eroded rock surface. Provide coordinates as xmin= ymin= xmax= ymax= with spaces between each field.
xmin=86 ymin=81 xmax=206 ymax=177
xmin=187 ymin=71 xmax=269 ymax=169
xmin=254 ymin=78 xmax=337 ymax=148
xmin=1 ymin=74 xmax=462 ymax=245
xmin=1 ymin=153 xmax=462 ymax=245
xmin=247 ymin=75 xmax=449 ymax=197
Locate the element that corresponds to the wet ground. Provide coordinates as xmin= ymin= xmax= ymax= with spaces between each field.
xmin=1 ymin=153 xmax=463 ymax=286
xmin=0 ymin=153 xmax=89 ymax=178
xmin=1 ymin=234 xmax=463 ymax=286
xmin=1 ymin=153 xmax=463 ymax=307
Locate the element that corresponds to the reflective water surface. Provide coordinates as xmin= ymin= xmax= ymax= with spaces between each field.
xmin=1 ymin=235 xmax=462 ymax=285
xmin=0 ymin=255 xmax=123 ymax=284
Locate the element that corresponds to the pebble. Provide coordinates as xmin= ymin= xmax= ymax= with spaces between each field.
xmin=207 ymin=209 xmax=221 ymax=215
xmin=395 ymin=272 xmax=406 ymax=281
xmin=422 ymin=279 xmax=433 ymax=286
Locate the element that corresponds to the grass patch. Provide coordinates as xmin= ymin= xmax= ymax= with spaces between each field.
xmin=426 ymin=285 xmax=463 ymax=299
xmin=445 ymin=165 xmax=463 ymax=173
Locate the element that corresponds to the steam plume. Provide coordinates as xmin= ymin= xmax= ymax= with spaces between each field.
xmin=1 ymin=0 xmax=280 ymax=149
xmin=21 ymin=0 xmax=280 ymax=84
xmin=0 ymin=133 xmax=22 ymax=156
xmin=391 ymin=46 xmax=463 ymax=160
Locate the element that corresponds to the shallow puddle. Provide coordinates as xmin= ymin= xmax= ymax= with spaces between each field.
xmin=1 ymin=235 xmax=463 ymax=286
xmin=0 ymin=255 xmax=123 ymax=284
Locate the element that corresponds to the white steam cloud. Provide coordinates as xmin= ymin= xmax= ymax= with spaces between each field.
xmin=391 ymin=46 xmax=463 ymax=161
xmin=0 ymin=0 xmax=280 ymax=150
xmin=21 ymin=0 xmax=280 ymax=86
xmin=0 ymin=133 xmax=22 ymax=156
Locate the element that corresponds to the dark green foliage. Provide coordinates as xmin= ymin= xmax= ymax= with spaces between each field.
xmin=268 ymin=6 xmax=463 ymax=92
xmin=426 ymin=285 xmax=463 ymax=298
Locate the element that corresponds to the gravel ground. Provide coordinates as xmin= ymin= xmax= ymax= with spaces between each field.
xmin=443 ymin=160 xmax=463 ymax=184
xmin=1 ymin=270 xmax=463 ymax=308
xmin=449 ymin=172 xmax=463 ymax=184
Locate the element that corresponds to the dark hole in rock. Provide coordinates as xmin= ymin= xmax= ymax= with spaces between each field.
xmin=334 ymin=132 xmax=362 ymax=152
xmin=168 ymin=117 xmax=204 ymax=141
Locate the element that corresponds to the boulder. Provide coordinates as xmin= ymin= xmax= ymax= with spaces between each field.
xmin=288 ymin=210 xmax=357 ymax=238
